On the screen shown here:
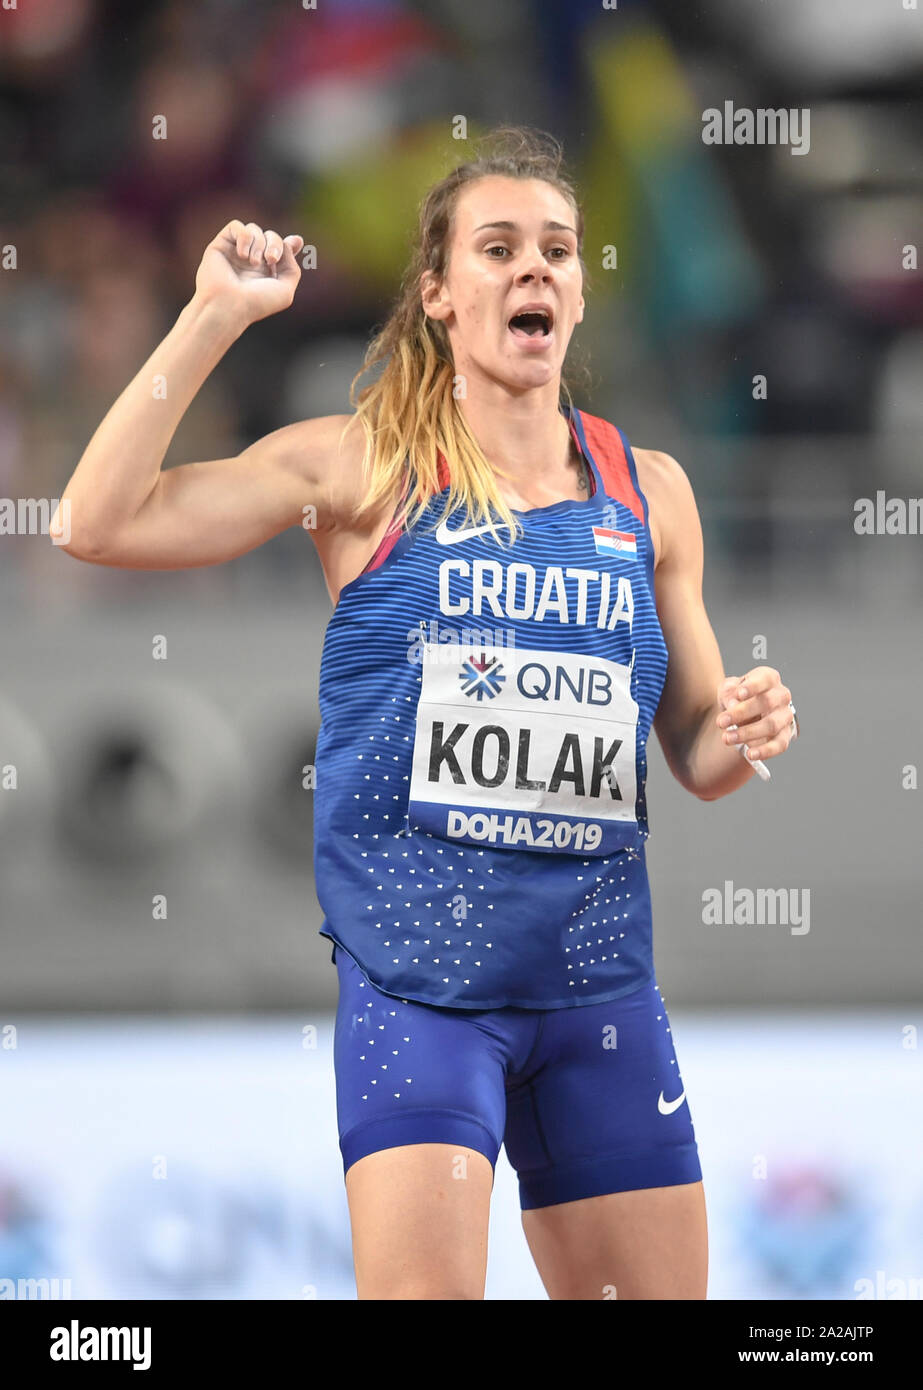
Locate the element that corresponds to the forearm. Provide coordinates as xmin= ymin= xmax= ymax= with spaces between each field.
xmin=51 ymin=295 xmax=247 ymax=547
xmin=680 ymin=703 xmax=757 ymax=801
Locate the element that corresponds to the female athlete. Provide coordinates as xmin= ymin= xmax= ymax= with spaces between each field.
xmin=54 ymin=126 xmax=797 ymax=1300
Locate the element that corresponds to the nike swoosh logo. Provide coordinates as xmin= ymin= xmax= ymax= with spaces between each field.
xmin=657 ymin=1089 xmax=686 ymax=1115
xmin=435 ymin=518 xmax=496 ymax=546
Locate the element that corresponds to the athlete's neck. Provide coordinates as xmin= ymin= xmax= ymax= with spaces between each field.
xmin=455 ymin=397 xmax=579 ymax=496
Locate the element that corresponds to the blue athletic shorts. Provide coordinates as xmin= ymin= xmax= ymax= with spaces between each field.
xmin=332 ymin=945 xmax=702 ymax=1210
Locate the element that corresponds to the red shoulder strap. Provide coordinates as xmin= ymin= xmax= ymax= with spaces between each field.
xmin=575 ymin=410 xmax=644 ymax=524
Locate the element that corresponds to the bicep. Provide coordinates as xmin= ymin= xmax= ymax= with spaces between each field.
xmin=647 ymin=454 xmax=726 ymax=777
xmin=65 ymin=414 xmax=353 ymax=570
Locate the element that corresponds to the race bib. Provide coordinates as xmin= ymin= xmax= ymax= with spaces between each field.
xmin=408 ymin=637 xmax=639 ymax=856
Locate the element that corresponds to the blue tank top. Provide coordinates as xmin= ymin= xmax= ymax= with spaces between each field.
xmin=314 ymin=405 xmax=668 ymax=1009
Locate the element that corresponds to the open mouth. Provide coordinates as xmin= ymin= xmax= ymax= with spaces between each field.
xmin=508 ymin=309 xmax=552 ymax=339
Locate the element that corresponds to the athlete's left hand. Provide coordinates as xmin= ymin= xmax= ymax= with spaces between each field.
xmin=715 ymin=667 xmax=796 ymax=762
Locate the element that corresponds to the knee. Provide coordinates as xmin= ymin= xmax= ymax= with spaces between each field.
xmin=359 ymin=1280 xmax=484 ymax=1301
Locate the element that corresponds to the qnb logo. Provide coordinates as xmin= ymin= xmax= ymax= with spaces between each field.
xmin=459 ymin=653 xmax=506 ymax=700
xmin=517 ymin=661 xmax=615 ymax=707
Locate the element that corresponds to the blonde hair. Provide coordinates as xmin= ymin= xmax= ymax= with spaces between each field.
xmin=340 ymin=125 xmax=589 ymax=548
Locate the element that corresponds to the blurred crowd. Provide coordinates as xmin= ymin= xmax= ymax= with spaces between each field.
xmin=1 ymin=0 xmax=921 ymax=596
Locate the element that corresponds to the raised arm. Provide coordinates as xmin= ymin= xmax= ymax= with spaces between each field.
xmin=50 ymin=221 xmax=361 ymax=570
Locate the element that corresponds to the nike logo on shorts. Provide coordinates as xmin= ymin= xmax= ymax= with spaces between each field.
xmin=658 ymin=1089 xmax=686 ymax=1115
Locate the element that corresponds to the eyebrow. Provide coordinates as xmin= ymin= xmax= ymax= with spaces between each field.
xmin=472 ymin=220 xmax=577 ymax=236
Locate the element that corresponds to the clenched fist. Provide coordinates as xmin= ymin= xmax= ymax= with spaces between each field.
xmin=715 ymin=666 xmax=797 ymax=765
xmin=194 ymin=220 xmax=304 ymax=326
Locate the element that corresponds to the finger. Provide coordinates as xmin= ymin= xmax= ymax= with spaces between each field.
xmin=276 ymin=236 xmax=303 ymax=278
xmin=731 ymin=666 xmax=785 ymax=704
xmin=245 ymin=223 xmax=267 ymax=266
xmin=723 ymin=706 xmax=791 ymax=747
xmin=278 ymin=241 xmax=303 ymax=282
xmin=263 ymin=229 xmax=285 ymax=266
xmin=716 ymin=676 xmax=741 ymax=717
xmin=235 ymin=222 xmax=260 ymax=259
xmin=716 ymin=676 xmax=746 ymax=727
xmin=741 ymin=729 xmax=792 ymax=761
xmin=237 ymin=222 xmax=266 ymax=263
xmin=735 ymin=665 xmax=776 ymax=697
xmin=723 ymin=682 xmax=790 ymax=729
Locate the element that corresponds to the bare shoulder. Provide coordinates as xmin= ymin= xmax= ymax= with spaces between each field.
xmin=266 ymin=411 xmax=399 ymax=534
xmin=287 ymin=412 xmax=405 ymax=605
xmin=271 ymin=408 xmax=361 ymax=497
xmin=632 ymin=447 xmax=700 ymax=570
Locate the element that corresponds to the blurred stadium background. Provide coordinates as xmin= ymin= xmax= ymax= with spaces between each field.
xmin=1 ymin=0 xmax=921 ymax=1299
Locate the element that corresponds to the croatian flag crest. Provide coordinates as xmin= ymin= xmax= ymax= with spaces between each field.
xmin=592 ymin=525 xmax=638 ymax=559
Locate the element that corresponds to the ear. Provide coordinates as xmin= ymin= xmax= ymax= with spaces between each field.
xmin=575 ymin=291 xmax=585 ymax=326
xmin=421 ymin=267 xmax=452 ymax=323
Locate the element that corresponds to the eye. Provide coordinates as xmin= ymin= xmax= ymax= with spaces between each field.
xmin=484 ymin=242 xmax=573 ymax=261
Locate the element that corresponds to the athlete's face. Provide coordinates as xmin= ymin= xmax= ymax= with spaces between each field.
xmin=421 ymin=176 xmax=584 ymax=392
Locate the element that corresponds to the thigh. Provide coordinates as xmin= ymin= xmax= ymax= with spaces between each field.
xmin=521 ymin=1180 xmax=707 ymax=1300
xmin=332 ymin=946 xmax=508 ymax=1299
xmin=504 ymin=979 xmax=706 ymax=1297
xmin=346 ymin=1143 xmax=494 ymax=1300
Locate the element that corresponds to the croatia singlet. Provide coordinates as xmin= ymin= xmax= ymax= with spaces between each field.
xmin=314 ymin=405 xmax=669 ymax=1010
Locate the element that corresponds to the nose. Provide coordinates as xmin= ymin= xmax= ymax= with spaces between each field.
xmin=515 ymin=244 xmax=554 ymax=284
